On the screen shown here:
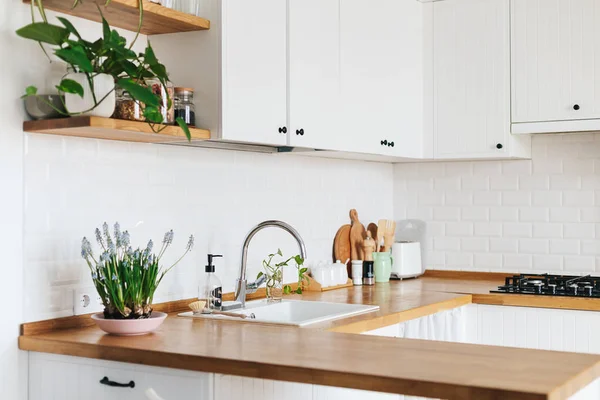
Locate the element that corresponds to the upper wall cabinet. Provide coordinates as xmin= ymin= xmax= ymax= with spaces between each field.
xmin=153 ymin=0 xmax=288 ymax=147
xmin=432 ymin=0 xmax=530 ymax=159
xmin=288 ymin=0 xmax=341 ymax=151
xmin=339 ymin=0 xmax=425 ymax=159
xmin=511 ymin=0 xmax=600 ymax=134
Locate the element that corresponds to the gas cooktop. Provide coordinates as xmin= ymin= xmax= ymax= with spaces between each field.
xmin=491 ymin=274 xmax=600 ymax=298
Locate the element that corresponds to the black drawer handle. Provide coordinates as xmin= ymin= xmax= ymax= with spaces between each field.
xmin=278 ymin=127 xmax=287 ymax=134
xmin=100 ymin=376 xmax=135 ymax=388
xmin=573 ymin=104 xmax=580 ymax=111
xmin=381 ymin=139 xmax=388 ymax=146
xmin=296 ymin=129 xmax=304 ymax=136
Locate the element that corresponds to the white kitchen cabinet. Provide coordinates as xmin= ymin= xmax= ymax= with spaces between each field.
xmin=432 ymin=0 xmax=530 ymax=159
xmin=153 ymin=0 xmax=288 ymax=147
xmin=28 ymin=352 xmax=212 ymax=400
xmin=287 ymin=0 xmax=341 ymax=150
xmin=340 ymin=0 xmax=425 ymax=158
xmin=511 ymin=0 xmax=600 ymax=134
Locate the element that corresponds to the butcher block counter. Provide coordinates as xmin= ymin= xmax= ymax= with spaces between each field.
xmin=19 ymin=272 xmax=600 ymax=400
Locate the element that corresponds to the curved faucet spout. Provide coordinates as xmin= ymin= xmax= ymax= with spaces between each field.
xmin=234 ymin=220 xmax=307 ymax=307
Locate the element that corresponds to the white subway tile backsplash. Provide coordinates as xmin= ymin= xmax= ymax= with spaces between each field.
xmin=490 ymin=238 xmax=518 ymax=253
xmin=445 ymin=191 xmax=473 ymax=206
xmin=433 ymin=207 xmax=461 ymax=221
xmin=564 ymin=256 xmax=596 ymax=272
xmin=563 ymin=191 xmax=595 ymax=207
xmin=461 ymin=237 xmax=490 ymax=252
xmin=503 ymin=223 xmax=533 ymax=238
xmin=519 ymin=207 xmax=549 ymax=222
xmin=502 ymin=192 xmax=531 ymax=206
xmin=532 ymin=223 xmax=563 ymax=239
xmin=549 ymin=240 xmax=580 ymax=255
xmin=519 ymin=239 xmax=550 ymax=254
xmin=532 ymin=159 xmax=563 ymax=175
xmin=490 ymin=207 xmax=519 ymax=222
xmin=473 ymin=222 xmax=502 ymax=237
xmin=490 ymin=175 xmax=519 ymax=191
xmin=446 ymin=252 xmax=474 ymax=268
xmin=445 ymin=222 xmax=473 ymax=237
xmin=519 ymin=175 xmax=550 ymax=190
xmin=550 ymin=208 xmax=580 ymax=223
xmin=461 ymin=176 xmax=490 ymax=191
xmin=533 ymin=255 xmax=563 ymax=271
xmin=461 ymin=207 xmax=490 ymax=221
xmin=434 ymin=237 xmax=461 ymax=251
xmin=474 ymin=253 xmax=503 ymax=270
xmin=550 ymin=175 xmax=582 ymax=190
xmin=564 ymin=223 xmax=595 ymax=239
xmin=581 ymin=241 xmax=600 ymax=256
xmin=532 ymin=191 xmax=562 ymax=207
xmin=503 ymin=254 xmax=532 ymax=270
xmin=473 ymin=191 xmax=501 ymax=206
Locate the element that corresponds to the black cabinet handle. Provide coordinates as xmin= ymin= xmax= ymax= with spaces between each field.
xmin=389 ymin=141 xmax=395 ymax=147
xmin=278 ymin=127 xmax=287 ymax=134
xmin=381 ymin=139 xmax=388 ymax=146
xmin=496 ymin=143 xmax=503 ymax=150
xmin=296 ymin=129 xmax=304 ymax=136
xmin=100 ymin=377 xmax=135 ymax=389
xmin=573 ymin=104 xmax=580 ymax=111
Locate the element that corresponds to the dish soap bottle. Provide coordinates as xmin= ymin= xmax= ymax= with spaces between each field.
xmin=201 ymin=254 xmax=223 ymax=311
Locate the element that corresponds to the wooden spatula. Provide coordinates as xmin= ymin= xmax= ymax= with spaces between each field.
xmin=378 ymin=219 xmax=396 ymax=252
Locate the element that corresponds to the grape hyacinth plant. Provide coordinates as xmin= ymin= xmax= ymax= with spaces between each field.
xmin=81 ymin=222 xmax=194 ymax=319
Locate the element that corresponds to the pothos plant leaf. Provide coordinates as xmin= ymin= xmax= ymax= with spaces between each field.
xmin=56 ymin=78 xmax=84 ymax=98
xmin=16 ymin=22 xmax=69 ymax=45
xmin=55 ymin=45 xmax=94 ymax=73
xmin=176 ymin=117 xmax=192 ymax=142
xmin=143 ymin=105 xmax=164 ymax=124
xmin=116 ymin=79 xmax=160 ymax=108
xmin=21 ymin=85 xmax=38 ymax=99
xmin=56 ymin=16 xmax=82 ymax=40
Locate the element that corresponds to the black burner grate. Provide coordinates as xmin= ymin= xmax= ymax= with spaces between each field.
xmin=491 ymin=274 xmax=600 ymax=298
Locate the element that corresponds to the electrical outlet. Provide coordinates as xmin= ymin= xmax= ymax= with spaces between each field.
xmin=73 ymin=287 xmax=104 ymax=315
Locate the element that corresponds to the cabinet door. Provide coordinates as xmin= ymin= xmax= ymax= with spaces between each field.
xmin=340 ymin=0 xmax=424 ymax=157
xmin=288 ymin=0 xmax=340 ymax=150
xmin=221 ymin=0 xmax=287 ymax=146
xmin=512 ymin=0 xmax=600 ymax=124
xmin=433 ymin=0 xmax=510 ymax=159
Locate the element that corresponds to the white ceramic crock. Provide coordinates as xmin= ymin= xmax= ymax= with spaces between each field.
xmin=64 ymin=72 xmax=116 ymax=117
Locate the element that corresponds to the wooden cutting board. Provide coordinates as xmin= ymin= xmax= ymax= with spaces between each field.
xmin=333 ymin=225 xmax=351 ymax=263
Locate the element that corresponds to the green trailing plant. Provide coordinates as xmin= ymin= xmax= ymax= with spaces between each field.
xmin=81 ymin=222 xmax=194 ymax=319
xmin=17 ymin=1 xmax=192 ymax=140
xmin=257 ymin=249 xmax=307 ymax=297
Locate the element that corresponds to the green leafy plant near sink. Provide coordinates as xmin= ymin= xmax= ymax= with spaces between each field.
xmin=16 ymin=0 xmax=192 ymax=140
xmin=257 ymin=249 xmax=307 ymax=302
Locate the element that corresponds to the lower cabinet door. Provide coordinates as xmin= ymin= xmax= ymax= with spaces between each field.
xmin=29 ymin=352 xmax=212 ymax=400
xmin=214 ymin=374 xmax=312 ymax=400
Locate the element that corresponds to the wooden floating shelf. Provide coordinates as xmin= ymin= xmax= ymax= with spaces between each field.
xmin=23 ymin=117 xmax=211 ymax=144
xmin=23 ymin=0 xmax=210 ymax=35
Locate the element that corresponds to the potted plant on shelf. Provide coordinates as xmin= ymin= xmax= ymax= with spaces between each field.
xmin=257 ymin=249 xmax=307 ymax=303
xmin=17 ymin=2 xmax=192 ymax=140
xmin=81 ymin=222 xmax=194 ymax=335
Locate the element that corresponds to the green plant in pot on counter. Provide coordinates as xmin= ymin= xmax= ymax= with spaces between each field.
xmin=257 ymin=249 xmax=307 ymax=302
xmin=16 ymin=1 xmax=192 ymax=140
xmin=81 ymin=222 xmax=194 ymax=319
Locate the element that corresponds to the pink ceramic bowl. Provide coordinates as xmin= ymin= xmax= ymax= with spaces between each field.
xmin=91 ymin=312 xmax=167 ymax=336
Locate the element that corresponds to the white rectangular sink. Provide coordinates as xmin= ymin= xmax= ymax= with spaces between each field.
xmin=180 ymin=300 xmax=379 ymax=327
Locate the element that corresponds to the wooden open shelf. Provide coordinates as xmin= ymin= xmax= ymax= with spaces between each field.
xmin=24 ymin=117 xmax=211 ymax=143
xmin=23 ymin=0 xmax=210 ymax=35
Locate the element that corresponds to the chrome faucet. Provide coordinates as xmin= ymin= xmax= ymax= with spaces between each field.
xmin=234 ymin=220 xmax=307 ymax=308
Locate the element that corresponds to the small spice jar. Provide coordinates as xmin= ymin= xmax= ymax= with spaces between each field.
xmin=174 ymin=87 xmax=196 ymax=126
xmin=113 ymin=87 xmax=145 ymax=122
xmin=147 ymin=78 xmax=175 ymax=124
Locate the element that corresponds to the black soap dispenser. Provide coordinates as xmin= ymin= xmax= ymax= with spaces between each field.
xmin=201 ymin=254 xmax=223 ymax=311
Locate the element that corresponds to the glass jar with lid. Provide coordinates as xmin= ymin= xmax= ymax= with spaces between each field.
xmin=174 ymin=87 xmax=196 ymax=127
xmin=114 ymin=87 xmax=145 ymax=122
xmin=146 ymin=78 xmax=175 ymax=124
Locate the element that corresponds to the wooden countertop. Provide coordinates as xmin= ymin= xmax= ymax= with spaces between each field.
xmin=19 ymin=276 xmax=600 ymax=400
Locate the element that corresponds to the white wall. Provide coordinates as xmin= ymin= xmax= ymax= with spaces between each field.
xmin=394 ymin=133 xmax=600 ymax=274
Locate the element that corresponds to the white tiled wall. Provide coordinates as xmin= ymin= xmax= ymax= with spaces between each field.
xmin=394 ymin=133 xmax=600 ymax=274
xmin=23 ymin=134 xmax=393 ymax=321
